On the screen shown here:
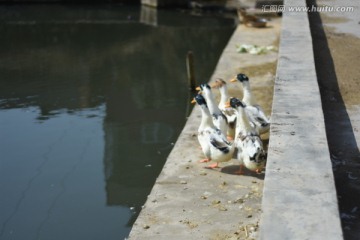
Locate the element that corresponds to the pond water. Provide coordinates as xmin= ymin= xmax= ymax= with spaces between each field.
xmin=0 ymin=4 xmax=236 ymax=240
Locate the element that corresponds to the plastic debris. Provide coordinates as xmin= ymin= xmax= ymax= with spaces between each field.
xmin=236 ymin=44 xmax=277 ymax=55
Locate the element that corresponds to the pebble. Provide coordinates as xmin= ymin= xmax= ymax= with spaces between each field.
xmin=219 ymin=206 xmax=228 ymax=211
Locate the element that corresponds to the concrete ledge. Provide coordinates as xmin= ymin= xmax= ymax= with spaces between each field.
xmin=129 ymin=17 xmax=281 ymax=240
xmin=258 ymin=0 xmax=343 ymax=239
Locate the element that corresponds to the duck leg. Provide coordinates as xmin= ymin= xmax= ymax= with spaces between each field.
xmin=199 ymin=158 xmax=210 ymax=163
xmin=205 ymin=162 xmax=220 ymax=169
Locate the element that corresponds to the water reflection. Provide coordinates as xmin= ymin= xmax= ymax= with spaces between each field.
xmin=0 ymin=5 xmax=235 ymax=239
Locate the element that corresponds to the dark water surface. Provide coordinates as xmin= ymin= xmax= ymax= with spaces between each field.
xmin=0 ymin=4 xmax=235 ymax=240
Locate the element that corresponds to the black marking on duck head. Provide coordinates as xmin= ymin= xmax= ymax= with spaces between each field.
xmin=194 ymin=94 xmax=207 ymax=106
xmin=229 ymin=97 xmax=245 ymax=108
xmin=200 ymin=83 xmax=211 ymax=91
xmin=250 ymin=152 xmax=262 ymax=163
xmin=250 ymin=150 xmax=267 ymax=164
xmin=236 ymin=73 xmax=249 ymax=82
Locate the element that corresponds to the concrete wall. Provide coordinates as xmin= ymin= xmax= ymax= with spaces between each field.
xmin=258 ymin=0 xmax=343 ymax=239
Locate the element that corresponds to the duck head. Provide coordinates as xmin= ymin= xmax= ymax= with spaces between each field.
xmin=211 ymin=78 xmax=226 ymax=89
xmin=230 ymin=73 xmax=249 ymax=83
xmin=229 ymin=97 xmax=246 ymax=108
xmin=246 ymin=141 xmax=263 ymax=161
xmin=195 ymin=83 xmax=211 ymax=93
xmin=244 ymin=146 xmax=266 ymax=174
xmin=194 ymin=94 xmax=207 ymax=107
xmin=200 ymin=83 xmax=211 ymax=91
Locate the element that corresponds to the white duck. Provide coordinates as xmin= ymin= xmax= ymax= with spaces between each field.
xmin=228 ymin=97 xmax=266 ymax=174
xmin=230 ymin=73 xmax=270 ymax=135
xmin=197 ymin=83 xmax=228 ymax=137
xmin=194 ymin=94 xmax=234 ymax=169
xmin=211 ymin=78 xmax=237 ymax=140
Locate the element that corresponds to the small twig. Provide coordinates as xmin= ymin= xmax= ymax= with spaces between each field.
xmin=186 ymin=51 xmax=196 ymax=91
xmin=244 ymin=225 xmax=249 ymax=238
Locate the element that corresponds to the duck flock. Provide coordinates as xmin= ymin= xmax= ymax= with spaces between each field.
xmin=192 ymin=73 xmax=270 ymax=174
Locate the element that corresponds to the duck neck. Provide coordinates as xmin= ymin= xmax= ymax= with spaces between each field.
xmin=199 ymin=105 xmax=215 ymax=130
xmin=204 ymin=92 xmax=221 ymax=115
xmin=236 ymin=106 xmax=252 ymax=133
xmin=219 ymin=86 xmax=230 ymax=107
xmin=242 ymin=82 xmax=256 ymax=106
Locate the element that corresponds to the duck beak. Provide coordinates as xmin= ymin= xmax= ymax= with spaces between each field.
xmin=230 ymin=78 xmax=237 ymax=83
xmin=224 ymin=101 xmax=231 ymax=108
xmin=195 ymin=86 xmax=201 ymax=91
xmin=191 ymin=98 xmax=196 ymax=104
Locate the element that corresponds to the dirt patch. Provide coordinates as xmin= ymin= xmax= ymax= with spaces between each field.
xmin=324 ymin=27 xmax=360 ymax=105
xmin=210 ymin=221 xmax=260 ymax=240
xmin=320 ymin=14 xmax=349 ymax=24
xmin=237 ymin=61 xmax=277 ymax=78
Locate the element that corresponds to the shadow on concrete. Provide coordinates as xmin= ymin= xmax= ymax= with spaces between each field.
xmin=220 ymin=165 xmax=265 ymax=179
xmin=308 ymin=0 xmax=360 ymax=239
